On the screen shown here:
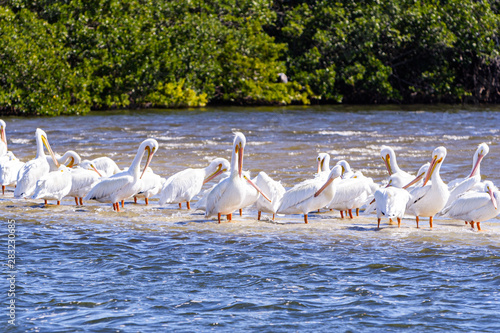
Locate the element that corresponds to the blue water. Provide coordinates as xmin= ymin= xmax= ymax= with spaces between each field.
xmin=2 ymin=106 xmax=500 ymax=332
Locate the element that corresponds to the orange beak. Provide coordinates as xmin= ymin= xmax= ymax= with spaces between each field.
xmin=383 ymin=154 xmax=392 ymax=175
xmin=488 ymin=186 xmax=497 ymax=210
xmin=140 ymin=146 xmax=155 ymax=179
xmin=203 ymin=164 xmax=226 ymax=185
xmin=238 ymin=143 xmax=243 ymax=178
xmin=42 ymin=135 xmax=59 ymax=168
xmin=244 ymin=175 xmax=271 ymax=202
xmin=314 ymin=177 xmax=334 ymax=197
xmin=91 ymin=165 xmax=102 ymax=177
xmin=469 ymin=153 xmax=484 ymax=178
xmin=423 ymin=156 xmax=441 ymax=186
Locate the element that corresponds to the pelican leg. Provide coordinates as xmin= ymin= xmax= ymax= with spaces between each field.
xmin=179 ymin=203 xmax=182 ymax=209
xmin=79 ymin=197 xmax=83 ymax=206
xmin=470 ymin=221 xmax=476 ymax=229
xmin=113 ymin=203 xmax=116 ymax=211
xmin=416 ymin=216 xmax=419 ymax=228
xmin=134 ymin=197 xmax=137 ymax=203
xmin=477 ymin=222 xmax=481 ymax=231
xmin=227 ymin=213 xmax=232 ymax=221
xmin=258 ymin=211 xmax=261 ymax=220
xmin=348 ymin=209 xmax=353 ymax=219
xmin=44 ymin=200 xmax=48 ymax=205
xmin=218 ymin=213 xmax=221 ymax=224
xmin=377 ymin=218 xmax=381 ymax=228
xmin=397 ymin=217 xmax=401 ymax=228
xmin=121 ymin=200 xmax=124 ymax=208
xmin=239 ymin=209 xmax=242 ymax=216
xmin=429 ymin=216 xmax=433 ymax=229
xmin=389 ymin=218 xmax=393 ymax=224
xmin=272 ymin=213 xmax=275 ymax=220
xmin=74 ymin=197 xmax=79 ymax=206
xmin=145 ymin=198 xmax=149 ymax=205
xmin=340 ymin=211 xmax=344 ymax=218
xmin=465 ymin=221 xmax=469 ymax=225
xmin=304 ymin=214 xmax=308 ymax=224
xmin=116 ymin=202 xmax=120 ymax=212
xmin=57 ymin=201 xmax=60 ymax=205
xmin=2 ymin=185 xmax=4 ymax=195
xmin=356 ymin=208 xmax=359 ymax=216
xmin=187 ymin=201 xmax=191 ymax=210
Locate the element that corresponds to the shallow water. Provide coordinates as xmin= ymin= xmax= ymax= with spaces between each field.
xmin=2 ymin=105 xmax=500 ymax=332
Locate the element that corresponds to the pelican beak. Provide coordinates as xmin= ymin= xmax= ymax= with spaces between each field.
xmin=244 ymin=175 xmax=271 ymax=202
xmin=238 ymin=143 xmax=243 ymax=178
xmin=488 ymin=186 xmax=497 ymax=210
xmin=340 ymin=165 xmax=346 ymax=179
xmin=385 ymin=179 xmax=393 ymax=188
xmin=203 ymin=164 xmax=226 ymax=185
xmin=42 ymin=135 xmax=59 ymax=168
xmin=317 ymin=158 xmax=322 ymax=174
xmin=140 ymin=146 xmax=156 ymax=179
xmin=423 ymin=156 xmax=442 ymax=186
xmin=469 ymin=153 xmax=484 ymax=178
xmin=402 ymin=172 xmax=425 ymax=189
xmin=383 ymin=154 xmax=392 ymax=175
xmin=90 ymin=164 xmax=102 ymax=177
xmin=314 ymin=176 xmax=335 ymax=197
xmin=67 ymin=157 xmax=75 ymax=168
xmin=1 ymin=126 xmax=7 ymax=151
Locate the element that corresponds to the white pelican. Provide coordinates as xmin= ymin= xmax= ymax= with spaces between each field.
xmin=0 ymin=119 xmax=8 ymax=157
xmin=134 ymin=167 xmax=164 ymax=205
xmin=317 ymin=153 xmax=330 ymax=174
xmin=48 ymin=150 xmax=81 ymax=171
xmin=441 ymin=181 xmax=500 ymax=231
xmin=14 ymin=128 xmax=59 ymax=199
xmin=406 ymin=146 xmax=450 ymax=228
xmin=278 ymin=165 xmax=342 ymax=223
xmin=381 ymin=145 xmax=413 ymax=188
xmin=85 ymin=139 xmax=159 ymax=211
xmin=0 ymin=152 xmax=24 ymax=195
xmin=205 ymin=132 xmax=269 ymax=223
xmin=336 ymin=160 xmax=355 ymax=179
xmin=445 ymin=143 xmax=489 ymax=207
xmin=253 ymin=171 xmax=286 ymax=220
xmin=159 ymin=157 xmax=230 ymax=209
xmin=374 ymin=186 xmax=411 ymax=228
xmin=32 ymin=165 xmax=73 ymax=205
xmin=80 ymin=157 xmax=121 ymax=177
xmin=67 ymin=163 xmax=102 ymax=205
xmin=326 ymin=175 xmax=378 ymax=218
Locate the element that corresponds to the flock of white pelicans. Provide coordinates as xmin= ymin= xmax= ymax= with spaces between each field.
xmin=0 ymin=119 xmax=498 ymax=231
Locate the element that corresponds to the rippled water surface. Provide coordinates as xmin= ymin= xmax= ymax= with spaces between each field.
xmin=3 ymin=106 xmax=500 ymax=332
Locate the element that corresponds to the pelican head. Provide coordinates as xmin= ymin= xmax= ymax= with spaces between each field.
xmin=469 ymin=142 xmax=489 ymax=178
xmin=0 ymin=119 xmax=7 ymax=150
xmin=402 ymin=162 xmax=430 ymax=189
xmin=423 ymin=146 xmax=447 ymax=186
xmin=203 ymin=157 xmax=230 ymax=184
xmin=317 ymin=153 xmax=330 ymax=173
xmin=36 ymin=128 xmax=59 ymax=168
xmin=380 ymin=146 xmax=395 ymax=175
xmin=61 ymin=150 xmax=81 ymax=168
xmin=484 ymin=181 xmax=498 ymax=210
xmin=314 ymin=165 xmax=342 ymax=197
xmin=139 ymin=139 xmax=159 ymax=179
xmin=232 ymin=132 xmax=246 ymax=178
xmin=336 ymin=160 xmax=351 ymax=178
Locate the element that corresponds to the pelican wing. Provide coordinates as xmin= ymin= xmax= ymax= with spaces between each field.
xmin=85 ymin=175 xmax=131 ymax=202
xmin=14 ymin=158 xmax=49 ymax=198
xmin=441 ymin=193 xmax=492 ymax=218
xmin=159 ymin=168 xmax=204 ymax=205
xmin=278 ymin=178 xmax=321 ymax=213
xmin=205 ymin=178 xmax=231 ymax=217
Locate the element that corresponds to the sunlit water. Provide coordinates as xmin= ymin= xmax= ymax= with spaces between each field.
xmin=2 ymin=106 xmax=500 ymax=332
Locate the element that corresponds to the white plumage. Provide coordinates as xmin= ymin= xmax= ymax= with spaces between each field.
xmin=278 ymin=165 xmax=342 ymax=223
xmin=67 ymin=163 xmax=101 ymax=205
xmin=374 ymin=186 xmax=412 ymax=228
xmin=134 ymin=167 xmax=164 ymax=205
xmin=159 ymin=157 xmax=230 ymax=209
xmin=32 ymin=165 xmax=73 ymax=205
xmin=406 ymin=146 xmax=450 ymax=228
xmin=253 ymin=171 xmax=286 ymax=220
xmin=380 ymin=145 xmax=414 ymax=188
xmin=0 ymin=120 xmax=8 ymax=157
xmin=80 ymin=157 xmax=121 ymax=178
xmin=326 ymin=176 xmax=378 ymax=218
xmin=85 ymin=139 xmax=159 ymax=211
xmin=14 ymin=128 xmax=59 ymax=199
xmin=441 ymin=181 xmax=500 ymax=231
xmin=47 ymin=150 xmax=81 ymax=171
xmin=0 ymin=152 xmax=24 ymax=194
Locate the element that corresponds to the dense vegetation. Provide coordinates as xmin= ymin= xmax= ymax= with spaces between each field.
xmin=1 ymin=0 xmax=499 ymax=115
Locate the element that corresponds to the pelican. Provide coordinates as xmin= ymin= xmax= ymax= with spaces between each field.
xmin=317 ymin=153 xmax=331 ymax=174
xmin=85 ymin=139 xmax=158 ymax=211
xmin=374 ymin=186 xmax=412 ymax=228
xmin=14 ymin=128 xmax=59 ymax=199
xmin=406 ymin=146 xmax=450 ymax=228
xmin=0 ymin=152 xmax=24 ymax=194
xmin=0 ymin=120 xmax=8 ymax=156
xmin=159 ymin=157 xmax=230 ymax=209
xmin=381 ymin=146 xmax=413 ymax=188
xmin=445 ymin=143 xmax=489 ymax=207
xmin=336 ymin=160 xmax=355 ymax=179
xmin=80 ymin=157 xmax=121 ymax=177
xmin=326 ymin=175 xmax=378 ymax=218
xmin=205 ymin=132 xmax=269 ymax=223
xmin=67 ymin=163 xmax=102 ymax=205
xmin=134 ymin=167 xmax=164 ymax=205
xmin=32 ymin=165 xmax=73 ymax=205
xmin=48 ymin=150 xmax=81 ymax=171
xmin=253 ymin=171 xmax=286 ymax=220
xmin=441 ymin=181 xmax=500 ymax=231
xmin=278 ymin=165 xmax=342 ymax=223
